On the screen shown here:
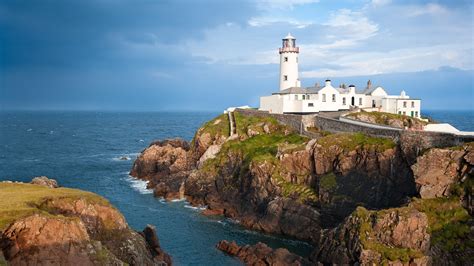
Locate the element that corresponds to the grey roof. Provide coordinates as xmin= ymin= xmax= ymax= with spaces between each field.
xmin=361 ymin=86 xmax=386 ymax=95
xmin=273 ymin=87 xmax=319 ymax=95
xmin=273 ymin=85 xmax=384 ymax=95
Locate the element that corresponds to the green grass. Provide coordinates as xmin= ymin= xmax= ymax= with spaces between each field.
xmin=347 ymin=111 xmax=427 ymax=128
xmin=317 ymin=132 xmax=396 ymax=152
xmin=191 ymin=114 xmax=230 ymax=147
xmin=234 ymin=111 xmax=286 ymax=137
xmin=0 ymin=183 xmax=111 ymax=231
xmin=412 ymin=197 xmax=472 ymax=252
xmin=319 ymin=172 xmax=337 ymax=191
xmin=273 ymin=173 xmax=318 ymax=203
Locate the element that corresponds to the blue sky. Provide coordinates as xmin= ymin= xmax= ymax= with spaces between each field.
xmin=1 ymin=0 xmax=473 ymax=111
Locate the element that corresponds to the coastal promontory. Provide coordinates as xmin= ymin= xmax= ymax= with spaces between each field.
xmin=0 ymin=177 xmax=171 ymax=266
xmin=130 ymin=110 xmax=473 ymax=265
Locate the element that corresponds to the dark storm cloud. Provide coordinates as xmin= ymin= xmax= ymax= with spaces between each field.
xmin=0 ymin=0 xmax=257 ymax=69
xmin=0 ymin=0 xmax=260 ymax=110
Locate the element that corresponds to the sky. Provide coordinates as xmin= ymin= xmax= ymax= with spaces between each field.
xmin=0 ymin=0 xmax=473 ymax=111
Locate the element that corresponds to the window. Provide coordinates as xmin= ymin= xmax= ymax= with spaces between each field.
xmin=411 ymin=101 xmax=415 ymax=108
xmin=284 ymin=75 xmax=288 ymax=81
xmin=307 ymin=94 xmax=310 ymax=100
xmin=398 ymin=111 xmax=401 ymax=115
xmin=294 ymin=95 xmax=298 ymax=100
xmin=284 ymin=57 xmax=288 ymax=62
xmin=403 ymin=111 xmax=406 ymax=115
xmin=302 ymin=95 xmax=306 ymax=100
xmin=359 ymin=98 xmax=362 ymax=106
xmin=403 ymin=101 xmax=407 ymax=108
xmin=343 ymin=97 xmax=346 ymax=105
xmin=332 ymin=94 xmax=336 ymax=102
xmin=322 ymin=94 xmax=326 ymax=102
xmin=308 ymin=103 xmax=314 ymax=107
xmin=415 ymin=111 xmax=418 ymax=117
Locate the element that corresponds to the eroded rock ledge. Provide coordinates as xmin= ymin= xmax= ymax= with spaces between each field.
xmin=0 ymin=177 xmax=172 ymax=266
xmin=216 ymin=240 xmax=311 ymax=266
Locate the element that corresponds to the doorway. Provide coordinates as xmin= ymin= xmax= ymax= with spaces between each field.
xmin=351 ymin=97 xmax=355 ymax=106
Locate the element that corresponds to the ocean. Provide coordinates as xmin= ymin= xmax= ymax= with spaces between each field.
xmin=0 ymin=110 xmax=472 ymax=265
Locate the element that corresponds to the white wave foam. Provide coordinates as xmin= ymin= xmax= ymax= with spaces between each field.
xmin=27 ymin=128 xmax=32 ymax=132
xmin=170 ymin=198 xmax=186 ymax=202
xmin=112 ymin=153 xmax=140 ymax=162
xmin=125 ymin=176 xmax=153 ymax=194
xmin=183 ymin=204 xmax=207 ymax=211
xmin=112 ymin=156 xmax=131 ymax=161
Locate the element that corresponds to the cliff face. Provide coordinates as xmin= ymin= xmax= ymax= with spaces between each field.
xmin=314 ymin=142 xmax=473 ymax=265
xmin=130 ymin=111 xmax=473 ymax=265
xmin=0 ymin=178 xmax=171 ymax=266
xmin=130 ymin=112 xmax=416 ymax=240
xmin=412 ymin=143 xmax=473 ymax=206
xmin=313 ymin=133 xmax=416 ymax=226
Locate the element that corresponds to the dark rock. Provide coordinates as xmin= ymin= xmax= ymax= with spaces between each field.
xmin=142 ymin=224 xmax=172 ymax=266
xmin=30 ymin=176 xmax=59 ymax=188
xmin=312 ymin=205 xmax=431 ymax=265
xmin=217 ymin=240 xmax=312 ymax=266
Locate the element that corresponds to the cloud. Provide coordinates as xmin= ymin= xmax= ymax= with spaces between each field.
xmin=323 ymin=9 xmax=379 ymax=40
xmin=301 ymin=44 xmax=473 ymax=78
xmin=371 ymin=0 xmax=391 ymax=7
xmin=406 ymin=3 xmax=449 ymax=17
xmin=248 ymin=17 xmax=312 ymax=28
xmin=256 ymin=0 xmax=319 ymax=10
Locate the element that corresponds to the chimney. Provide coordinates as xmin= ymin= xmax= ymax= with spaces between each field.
xmin=325 ymin=79 xmax=331 ymax=87
xmin=367 ymin=79 xmax=372 ymax=89
xmin=349 ymin=84 xmax=356 ymax=94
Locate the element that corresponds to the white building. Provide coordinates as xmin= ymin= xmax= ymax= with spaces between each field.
xmin=259 ymin=34 xmax=422 ymax=118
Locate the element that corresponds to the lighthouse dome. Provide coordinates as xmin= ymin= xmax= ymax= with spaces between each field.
xmin=284 ymin=33 xmax=295 ymax=39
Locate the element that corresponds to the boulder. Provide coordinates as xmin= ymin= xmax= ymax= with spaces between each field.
xmin=30 ymin=176 xmax=58 ymax=188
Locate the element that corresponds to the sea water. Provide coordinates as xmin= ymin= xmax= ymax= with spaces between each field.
xmin=0 ymin=111 xmax=315 ymax=265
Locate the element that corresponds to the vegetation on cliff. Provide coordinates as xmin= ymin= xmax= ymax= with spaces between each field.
xmin=353 ymin=206 xmax=424 ymax=263
xmin=412 ymin=197 xmax=473 ymax=253
xmin=317 ymin=132 xmax=396 ymax=152
xmin=0 ymin=182 xmax=110 ymax=231
xmin=200 ymin=112 xmax=317 ymax=203
xmin=195 ymin=113 xmax=230 ymax=141
xmin=346 ymin=111 xmax=427 ymax=129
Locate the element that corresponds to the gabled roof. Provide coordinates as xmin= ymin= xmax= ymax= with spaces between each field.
xmin=273 ymin=87 xmax=318 ymax=95
xmin=362 ymin=86 xmax=386 ymax=95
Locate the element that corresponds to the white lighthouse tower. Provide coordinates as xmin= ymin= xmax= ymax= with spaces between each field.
xmin=279 ymin=33 xmax=300 ymax=90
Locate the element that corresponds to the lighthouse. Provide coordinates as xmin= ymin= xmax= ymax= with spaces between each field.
xmin=279 ymin=33 xmax=300 ymax=90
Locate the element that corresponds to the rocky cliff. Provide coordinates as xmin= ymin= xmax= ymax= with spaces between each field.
xmin=0 ymin=177 xmax=171 ymax=266
xmin=130 ymin=111 xmax=473 ymax=265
